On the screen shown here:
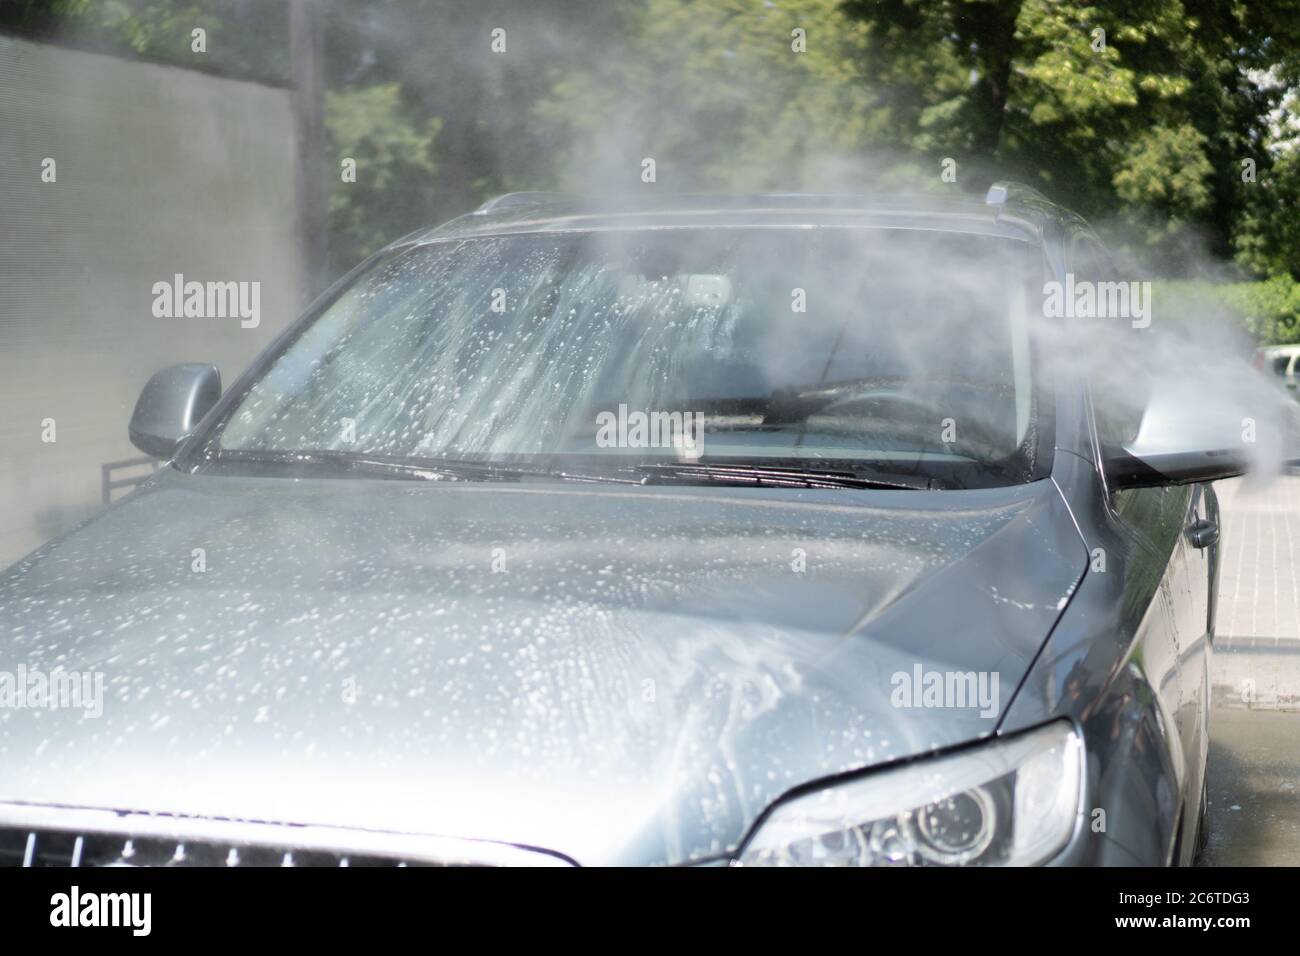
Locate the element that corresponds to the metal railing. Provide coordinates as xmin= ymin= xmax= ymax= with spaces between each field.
xmin=100 ymin=456 xmax=158 ymax=505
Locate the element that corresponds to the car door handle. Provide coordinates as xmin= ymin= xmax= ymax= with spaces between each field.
xmin=1187 ymin=519 xmax=1219 ymax=549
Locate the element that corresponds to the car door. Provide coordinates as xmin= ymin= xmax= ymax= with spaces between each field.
xmin=1069 ymin=233 xmax=1207 ymax=858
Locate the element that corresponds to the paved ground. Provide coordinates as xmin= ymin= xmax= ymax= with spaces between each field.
xmin=1215 ymin=475 xmax=1300 ymax=643
xmin=1209 ymin=476 xmax=1300 ymax=711
xmin=1199 ymin=473 xmax=1300 ymax=866
xmin=1198 ymin=708 xmax=1300 ymax=866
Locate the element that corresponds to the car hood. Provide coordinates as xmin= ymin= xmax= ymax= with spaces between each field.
xmin=0 ymin=468 xmax=1086 ymax=865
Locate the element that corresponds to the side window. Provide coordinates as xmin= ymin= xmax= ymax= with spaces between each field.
xmin=1093 ymin=375 xmax=1148 ymax=447
xmin=1069 ymin=235 xmax=1146 ymax=448
xmin=1068 ymin=234 xmax=1119 ymax=283
xmin=1068 ymin=234 xmax=1153 ymax=517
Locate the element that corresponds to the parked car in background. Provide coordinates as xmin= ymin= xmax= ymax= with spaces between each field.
xmin=1 ymin=185 xmax=1274 ymax=867
xmin=1255 ymin=344 xmax=1300 ymax=399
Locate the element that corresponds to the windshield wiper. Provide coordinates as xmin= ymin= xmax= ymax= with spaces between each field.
xmin=205 ymin=449 xmax=651 ymax=485
xmin=206 ymin=449 xmax=554 ymax=482
xmin=205 ymin=450 xmax=942 ymax=489
xmin=625 ymin=461 xmax=938 ymax=490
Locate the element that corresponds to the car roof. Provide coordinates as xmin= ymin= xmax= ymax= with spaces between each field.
xmin=404 ymin=189 xmax=1084 ymax=248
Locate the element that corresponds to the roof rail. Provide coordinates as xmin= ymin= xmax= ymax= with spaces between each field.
xmin=985 ymin=181 xmax=1051 ymax=206
xmin=474 ymin=191 xmax=569 ymax=214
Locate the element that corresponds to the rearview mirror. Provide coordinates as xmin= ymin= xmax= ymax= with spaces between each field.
xmin=128 ymin=364 xmax=221 ymax=460
xmin=1102 ymin=376 xmax=1298 ymax=489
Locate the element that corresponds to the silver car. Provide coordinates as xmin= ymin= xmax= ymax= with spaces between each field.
xmin=0 ymin=187 xmax=1276 ymax=866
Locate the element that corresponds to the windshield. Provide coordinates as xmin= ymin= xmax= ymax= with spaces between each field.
xmin=198 ymin=227 xmax=1051 ymax=488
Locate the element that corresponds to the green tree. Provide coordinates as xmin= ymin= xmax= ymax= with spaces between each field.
xmin=0 ymin=0 xmax=288 ymax=82
xmin=322 ymin=0 xmax=629 ymax=222
xmin=325 ymin=84 xmax=442 ymax=269
xmin=839 ymin=0 xmax=1285 ymax=272
xmin=535 ymin=0 xmax=882 ymax=192
xmin=1235 ymin=148 xmax=1300 ymax=280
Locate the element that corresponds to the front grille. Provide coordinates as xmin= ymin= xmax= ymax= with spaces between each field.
xmin=0 ymin=803 xmax=572 ymax=867
xmin=0 ymin=827 xmax=418 ymax=867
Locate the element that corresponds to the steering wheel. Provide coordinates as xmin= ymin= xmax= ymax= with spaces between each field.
xmin=766 ymin=376 xmax=1017 ymax=461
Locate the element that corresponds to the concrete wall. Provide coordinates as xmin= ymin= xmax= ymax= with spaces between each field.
xmin=0 ymin=34 xmax=303 ymax=569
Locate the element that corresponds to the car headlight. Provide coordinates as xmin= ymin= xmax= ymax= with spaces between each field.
xmin=735 ymin=721 xmax=1083 ymax=867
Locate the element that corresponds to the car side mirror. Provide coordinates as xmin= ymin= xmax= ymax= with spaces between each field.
xmin=128 ymin=364 xmax=221 ymax=460
xmin=1102 ymin=376 xmax=1297 ymax=489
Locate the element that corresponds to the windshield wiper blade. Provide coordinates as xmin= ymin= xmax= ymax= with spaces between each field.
xmin=208 ymin=450 xmax=652 ymax=485
xmin=319 ymin=454 xmax=663 ymax=485
xmin=207 ymin=450 xmax=939 ymax=489
xmin=208 ymin=450 xmax=548 ymax=482
xmin=331 ymin=454 xmax=525 ymax=481
xmin=626 ymin=461 xmax=937 ymax=490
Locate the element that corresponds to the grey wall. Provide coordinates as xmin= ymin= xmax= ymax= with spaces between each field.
xmin=0 ymin=34 xmax=303 ymax=569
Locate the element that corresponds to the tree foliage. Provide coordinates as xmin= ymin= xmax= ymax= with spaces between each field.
xmin=6 ymin=0 xmax=1300 ymax=339
xmin=325 ymin=83 xmax=441 ymax=266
